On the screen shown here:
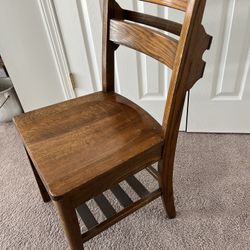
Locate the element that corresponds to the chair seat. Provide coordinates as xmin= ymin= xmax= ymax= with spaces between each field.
xmin=14 ymin=92 xmax=163 ymax=199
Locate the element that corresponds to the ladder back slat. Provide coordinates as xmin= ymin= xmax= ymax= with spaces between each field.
xmin=76 ymin=204 xmax=98 ymax=230
xmin=124 ymin=10 xmax=182 ymax=36
xmin=94 ymin=194 xmax=116 ymax=218
xmin=110 ymin=184 xmax=133 ymax=208
xmin=126 ymin=176 xmax=150 ymax=198
xmin=146 ymin=165 xmax=159 ymax=180
xmin=140 ymin=0 xmax=188 ymax=11
xmin=82 ymin=189 xmax=162 ymax=243
xmin=110 ymin=20 xmax=178 ymax=69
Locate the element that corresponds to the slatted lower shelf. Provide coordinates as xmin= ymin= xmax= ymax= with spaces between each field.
xmin=76 ymin=167 xmax=161 ymax=243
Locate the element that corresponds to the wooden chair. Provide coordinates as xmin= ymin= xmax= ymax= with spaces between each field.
xmin=14 ymin=0 xmax=212 ymax=249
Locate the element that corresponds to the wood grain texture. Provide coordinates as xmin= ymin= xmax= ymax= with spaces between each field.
xmin=160 ymin=0 xmax=212 ymax=219
xmin=140 ymin=0 xmax=188 ymax=11
xmin=102 ymin=0 xmax=123 ymax=92
xmin=76 ymin=170 xmax=159 ymax=242
xmin=54 ymin=199 xmax=83 ymax=250
xmin=81 ymin=189 xmax=161 ymax=243
xmin=110 ymin=20 xmax=178 ymax=69
xmin=14 ymin=92 xmax=163 ymax=199
xmin=14 ymin=0 xmax=212 ymax=248
xmin=25 ymin=148 xmax=51 ymax=203
xmin=124 ymin=10 xmax=182 ymax=36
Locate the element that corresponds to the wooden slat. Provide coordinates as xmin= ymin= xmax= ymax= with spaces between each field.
xmin=94 ymin=194 xmax=116 ymax=218
xmin=82 ymin=189 xmax=161 ymax=243
xmin=146 ymin=165 xmax=159 ymax=180
xmin=124 ymin=10 xmax=182 ymax=36
xmin=110 ymin=184 xmax=133 ymax=208
xmin=126 ymin=176 xmax=149 ymax=198
xmin=102 ymin=0 xmax=123 ymax=92
xmin=110 ymin=20 xmax=178 ymax=69
xmin=76 ymin=204 xmax=98 ymax=230
xmin=140 ymin=0 xmax=188 ymax=12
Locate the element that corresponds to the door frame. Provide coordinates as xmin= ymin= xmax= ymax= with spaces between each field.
xmin=38 ymin=0 xmax=75 ymax=99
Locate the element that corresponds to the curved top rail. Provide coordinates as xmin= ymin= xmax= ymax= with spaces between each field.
xmin=140 ymin=0 xmax=188 ymax=12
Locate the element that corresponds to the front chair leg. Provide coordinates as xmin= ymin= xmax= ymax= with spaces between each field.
xmin=25 ymin=149 xmax=51 ymax=203
xmin=158 ymin=160 xmax=176 ymax=219
xmin=54 ymin=199 xmax=84 ymax=250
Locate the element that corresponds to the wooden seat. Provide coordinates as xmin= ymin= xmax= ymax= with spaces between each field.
xmin=14 ymin=0 xmax=212 ymax=249
xmin=14 ymin=91 xmax=163 ymax=199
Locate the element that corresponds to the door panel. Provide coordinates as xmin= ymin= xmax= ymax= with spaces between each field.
xmin=0 ymin=0 xmax=66 ymax=112
xmin=188 ymin=0 xmax=250 ymax=133
xmin=54 ymin=0 xmax=187 ymax=130
xmin=53 ymin=0 xmax=99 ymax=97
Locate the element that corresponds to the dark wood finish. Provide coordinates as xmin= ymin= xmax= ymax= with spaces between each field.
xmin=54 ymin=200 xmax=83 ymax=250
xmin=82 ymin=189 xmax=161 ymax=243
xmin=140 ymin=0 xmax=188 ymax=11
xmin=77 ymin=169 xmax=158 ymax=237
xmin=14 ymin=92 xmax=163 ymax=200
xmin=25 ymin=148 xmax=51 ymax=203
xmin=76 ymin=204 xmax=98 ymax=230
xmin=110 ymin=185 xmax=133 ymax=208
xmin=102 ymin=0 xmax=123 ymax=92
xmin=124 ymin=10 xmax=182 ymax=36
xmin=68 ymin=145 xmax=161 ymax=210
xmin=146 ymin=165 xmax=159 ymax=180
xmin=14 ymin=0 xmax=212 ymax=249
xmin=160 ymin=0 xmax=212 ymax=219
xmin=94 ymin=194 xmax=116 ymax=218
xmin=110 ymin=20 xmax=178 ymax=69
xmin=126 ymin=176 xmax=150 ymax=198
xmin=74 ymin=170 xmax=160 ymax=243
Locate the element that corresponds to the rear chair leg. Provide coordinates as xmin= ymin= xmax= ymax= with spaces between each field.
xmin=25 ymin=149 xmax=51 ymax=203
xmin=54 ymin=199 xmax=84 ymax=250
xmin=158 ymin=160 xmax=176 ymax=219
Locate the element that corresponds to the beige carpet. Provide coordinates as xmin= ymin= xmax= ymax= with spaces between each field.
xmin=0 ymin=123 xmax=249 ymax=250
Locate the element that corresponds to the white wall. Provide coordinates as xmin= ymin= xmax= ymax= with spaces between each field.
xmin=0 ymin=0 xmax=66 ymax=112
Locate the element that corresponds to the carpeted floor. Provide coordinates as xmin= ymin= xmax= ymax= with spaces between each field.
xmin=0 ymin=122 xmax=249 ymax=250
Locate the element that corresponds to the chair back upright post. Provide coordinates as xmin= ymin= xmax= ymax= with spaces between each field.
xmin=157 ymin=0 xmax=212 ymax=218
xmin=102 ymin=0 xmax=212 ymax=218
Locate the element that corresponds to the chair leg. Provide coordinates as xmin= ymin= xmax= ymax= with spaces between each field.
xmin=25 ymin=149 xmax=51 ymax=203
xmin=158 ymin=160 xmax=176 ymax=219
xmin=54 ymin=199 xmax=84 ymax=250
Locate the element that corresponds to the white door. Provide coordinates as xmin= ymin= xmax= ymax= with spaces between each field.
xmin=53 ymin=0 xmax=188 ymax=130
xmin=187 ymin=0 xmax=250 ymax=133
xmin=1 ymin=1 xmax=249 ymax=133
xmin=0 ymin=0 xmax=69 ymax=112
xmin=53 ymin=0 xmax=250 ymax=133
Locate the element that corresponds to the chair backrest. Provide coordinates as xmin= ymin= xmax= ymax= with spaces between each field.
xmin=102 ymin=0 xmax=212 ymax=139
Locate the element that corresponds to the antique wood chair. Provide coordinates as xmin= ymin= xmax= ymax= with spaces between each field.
xmin=14 ymin=0 xmax=212 ymax=249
